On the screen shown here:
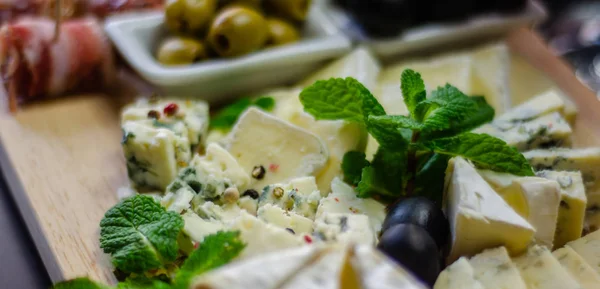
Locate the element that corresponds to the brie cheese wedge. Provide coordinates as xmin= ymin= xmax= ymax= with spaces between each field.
xmin=553 ymin=246 xmax=600 ymax=289
xmin=434 ymin=257 xmax=484 ymax=289
xmin=567 ymin=229 xmax=600 ymax=275
xmin=468 ymin=247 xmax=527 ymax=289
xmin=513 ymin=245 xmax=583 ymax=289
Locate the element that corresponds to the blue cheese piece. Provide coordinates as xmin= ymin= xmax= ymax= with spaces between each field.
xmin=317 ymin=178 xmax=386 ymax=234
xmin=524 ymin=148 xmax=600 ymax=211
xmin=182 ymin=212 xmax=226 ymax=243
xmin=553 ymin=246 xmax=600 ymax=289
xmin=434 ymin=257 xmax=484 ymax=289
xmin=536 ymin=170 xmax=587 ymax=248
xmin=513 ymin=245 xmax=583 ymax=289
xmin=121 ymin=121 xmax=191 ymax=190
xmin=468 ymin=247 xmax=527 ymax=289
xmin=122 ymin=98 xmax=209 ymax=148
xmin=497 ymin=89 xmax=566 ymax=123
xmin=161 ymin=185 xmax=195 ymax=213
xmin=444 ymin=157 xmax=535 ymax=262
xmin=313 ymin=213 xmax=376 ymax=245
xmin=567 ymin=230 xmax=600 ymax=275
xmin=476 ymin=112 xmax=572 ymax=151
xmin=169 ymin=143 xmax=250 ymax=204
xmin=258 ymin=177 xmax=322 ymax=219
xmin=194 ymin=201 xmax=242 ymax=222
xmin=230 ymin=211 xmax=307 ymax=259
xmin=224 ymin=108 xmax=329 ymax=191
xmin=257 ymin=204 xmax=314 ymax=234
xmin=238 ymin=196 xmax=258 ymax=216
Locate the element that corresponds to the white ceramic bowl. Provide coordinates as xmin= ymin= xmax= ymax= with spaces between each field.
xmin=105 ymin=8 xmax=352 ymax=102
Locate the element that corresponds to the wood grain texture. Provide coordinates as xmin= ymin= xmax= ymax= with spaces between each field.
xmin=0 ymin=29 xmax=599 ymax=284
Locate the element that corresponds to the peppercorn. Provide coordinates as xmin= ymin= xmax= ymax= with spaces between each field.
xmin=286 ymin=228 xmax=295 ymax=234
xmin=251 ymin=165 xmax=266 ymax=179
xmin=242 ymin=189 xmax=259 ymax=199
xmin=273 ymin=187 xmax=284 ymax=198
xmin=223 ymin=187 xmax=240 ymax=204
xmin=163 ymin=103 xmax=179 ymax=116
xmin=147 ymin=110 xmax=160 ymax=119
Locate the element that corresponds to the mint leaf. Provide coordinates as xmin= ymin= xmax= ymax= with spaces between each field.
xmin=357 ymin=148 xmax=408 ymax=198
xmin=365 ymin=116 xmax=411 ymax=149
xmin=117 ymin=277 xmax=171 ymax=289
xmin=421 ymin=133 xmax=534 ymax=176
xmin=342 ymin=151 xmax=370 ymax=186
xmin=211 ymin=96 xmax=275 ymax=130
xmin=415 ymin=85 xmax=478 ymax=131
xmin=53 ymin=278 xmax=111 ymax=289
xmin=414 ymin=153 xmax=450 ymax=205
xmin=173 ymin=231 xmax=245 ymax=289
xmin=421 ymin=96 xmax=494 ymax=139
xmin=100 ymin=195 xmax=184 ymax=273
xmin=368 ymin=115 xmax=424 ymax=131
xmin=300 ymin=78 xmax=385 ymax=122
xmin=400 ymin=69 xmax=426 ymax=116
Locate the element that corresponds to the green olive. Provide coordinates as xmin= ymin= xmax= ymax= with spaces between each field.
xmin=265 ymin=18 xmax=300 ymax=46
xmin=207 ymin=7 xmax=268 ymax=57
xmin=157 ymin=37 xmax=208 ymax=66
xmin=266 ymin=0 xmax=311 ymax=21
xmin=224 ymin=0 xmax=262 ymax=9
xmin=165 ymin=0 xmax=217 ymax=35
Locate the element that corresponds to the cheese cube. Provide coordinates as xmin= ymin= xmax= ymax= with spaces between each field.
xmin=258 ymin=177 xmax=322 ymax=219
xmin=468 ymin=247 xmax=527 ymax=289
xmin=317 ymin=178 xmax=386 ymax=234
xmin=568 ymin=230 xmax=600 ymax=275
xmin=297 ymin=47 xmax=381 ymax=91
xmin=168 ymin=143 xmax=250 ymax=204
xmin=230 ymin=211 xmax=307 ymax=259
xmin=434 ymin=258 xmax=484 ymax=289
xmin=271 ymin=88 xmax=368 ymax=194
xmin=224 ymin=108 xmax=329 ymax=191
xmin=525 ymin=148 xmax=600 ymax=211
xmin=513 ymin=245 xmax=583 ymax=289
xmin=470 ymin=43 xmax=511 ymax=115
xmin=476 ymin=112 xmax=572 ymax=151
xmin=257 ymin=204 xmax=314 ymax=234
xmin=182 ymin=212 xmax=226 ymax=243
xmin=553 ymin=246 xmax=600 ymax=289
xmin=121 ymin=121 xmax=192 ymax=190
xmin=122 ymin=98 xmax=209 ymax=149
xmin=444 ymin=157 xmax=535 ymax=262
xmin=313 ymin=213 xmax=376 ymax=246
xmin=536 ymin=170 xmax=587 ymax=248
xmin=353 ymin=246 xmax=427 ymax=289
xmin=161 ymin=185 xmax=195 ymax=213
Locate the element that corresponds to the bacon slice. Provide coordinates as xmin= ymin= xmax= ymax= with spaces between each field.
xmin=0 ymin=17 xmax=114 ymax=111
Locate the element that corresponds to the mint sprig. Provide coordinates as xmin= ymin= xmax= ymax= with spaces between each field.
xmin=302 ymin=70 xmax=533 ymax=202
xmin=210 ymin=96 xmax=275 ymax=131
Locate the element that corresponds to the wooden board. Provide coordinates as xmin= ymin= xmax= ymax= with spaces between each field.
xmin=1 ymin=28 xmax=599 ymax=284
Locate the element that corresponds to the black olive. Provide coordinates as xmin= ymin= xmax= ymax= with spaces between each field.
xmin=345 ymin=0 xmax=418 ymax=38
xmin=382 ymin=197 xmax=449 ymax=250
xmin=378 ymin=224 xmax=440 ymax=286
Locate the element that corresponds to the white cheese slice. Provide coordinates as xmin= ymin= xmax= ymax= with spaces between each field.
xmin=296 ymin=47 xmax=381 ymax=91
xmin=468 ymin=247 xmax=527 ymax=289
xmin=434 ymin=257 xmax=484 ymax=289
xmin=224 ymin=108 xmax=329 ymax=191
xmin=190 ymin=245 xmax=326 ymax=289
xmin=121 ymin=121 xmax=191 ymax=190
xmin=525 ymin=148 xmax=600 ymax=211
xmin=257 ymin=204 xmax=314 ymax=234
xmin=182 ymin=212 xmax=226 ymax=243
xmin=444 ymin=157 xmax=535 ymax=262
xmin=353 ymin=245 xmax=427 ymax=289
xmin=553 ymin=246 xmax=600 ymax=289
xmin=567 ymin=229 xmax=600 ymax=275
xmin=230 ymin=211 xmax=307 ymax=259
xmin=470 ymin=43 xmax=511 ymax=114
xmin=280 ymin=245 xmax=348 ymax=289
xmin=317 ymin=178 xmax=386 ymax=234
xmin=476 ymin=112 xmax=572 ymax=151
xmin=513 ymin=245 xmax=583 ymax=289
xmin=313 ymin=212 xmax=376 ymax=245
xmin=536 ymin=170 xmax=587 ymax=248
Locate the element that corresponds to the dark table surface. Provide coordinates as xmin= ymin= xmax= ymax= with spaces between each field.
xmin=0 ymin=168 xmax=51 ymax=289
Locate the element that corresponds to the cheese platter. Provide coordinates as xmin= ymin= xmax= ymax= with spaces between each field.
xmin=2 ymin=5 xmax=600 ymax=287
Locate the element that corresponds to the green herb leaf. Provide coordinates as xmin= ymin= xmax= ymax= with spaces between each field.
xmin=117 ymin=277 xmax=171 ymax=289
xmin=300 ymin=78 xmax=385 ymax=122
xmin=357 ymin=148 xmax=408 ymax=198
xmin=211 ymin=97 xmax=275 ymax=130
xmin=421 ymin=96 xmax=494 ymax=140
xmin=365 ymin=116 xmax=411 ymax=149
xmin=99 ymin=195 xmax=184 ymax=273
xmin=342 ymin=151 xmax=370 ymax=186
xmin=413 ymin=153 xmax=450 ymax=205
xmin=368 ymin=115 xmax=424 ymax=131
xmin=400 ymin=69 xmax=426 ymax=116
xmin=173 ymin=231 xmax=246 ymax=289
xmin=415 ymin=85 xmax=478 ymax=131
xmin=53 ymin=278 xmax=111 ymax=289
xmin=421 ymin=133 xmax=534 ymax=176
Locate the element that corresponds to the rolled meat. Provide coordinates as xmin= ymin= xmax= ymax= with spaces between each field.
xmin=0 ymin=17 xmax=115 ymax=111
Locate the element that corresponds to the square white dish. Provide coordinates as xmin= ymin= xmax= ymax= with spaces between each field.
xmin=105 ymin=8 xmax=352 ymax=103
xmin=318 ymin=0 xmax=547 ymax=60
